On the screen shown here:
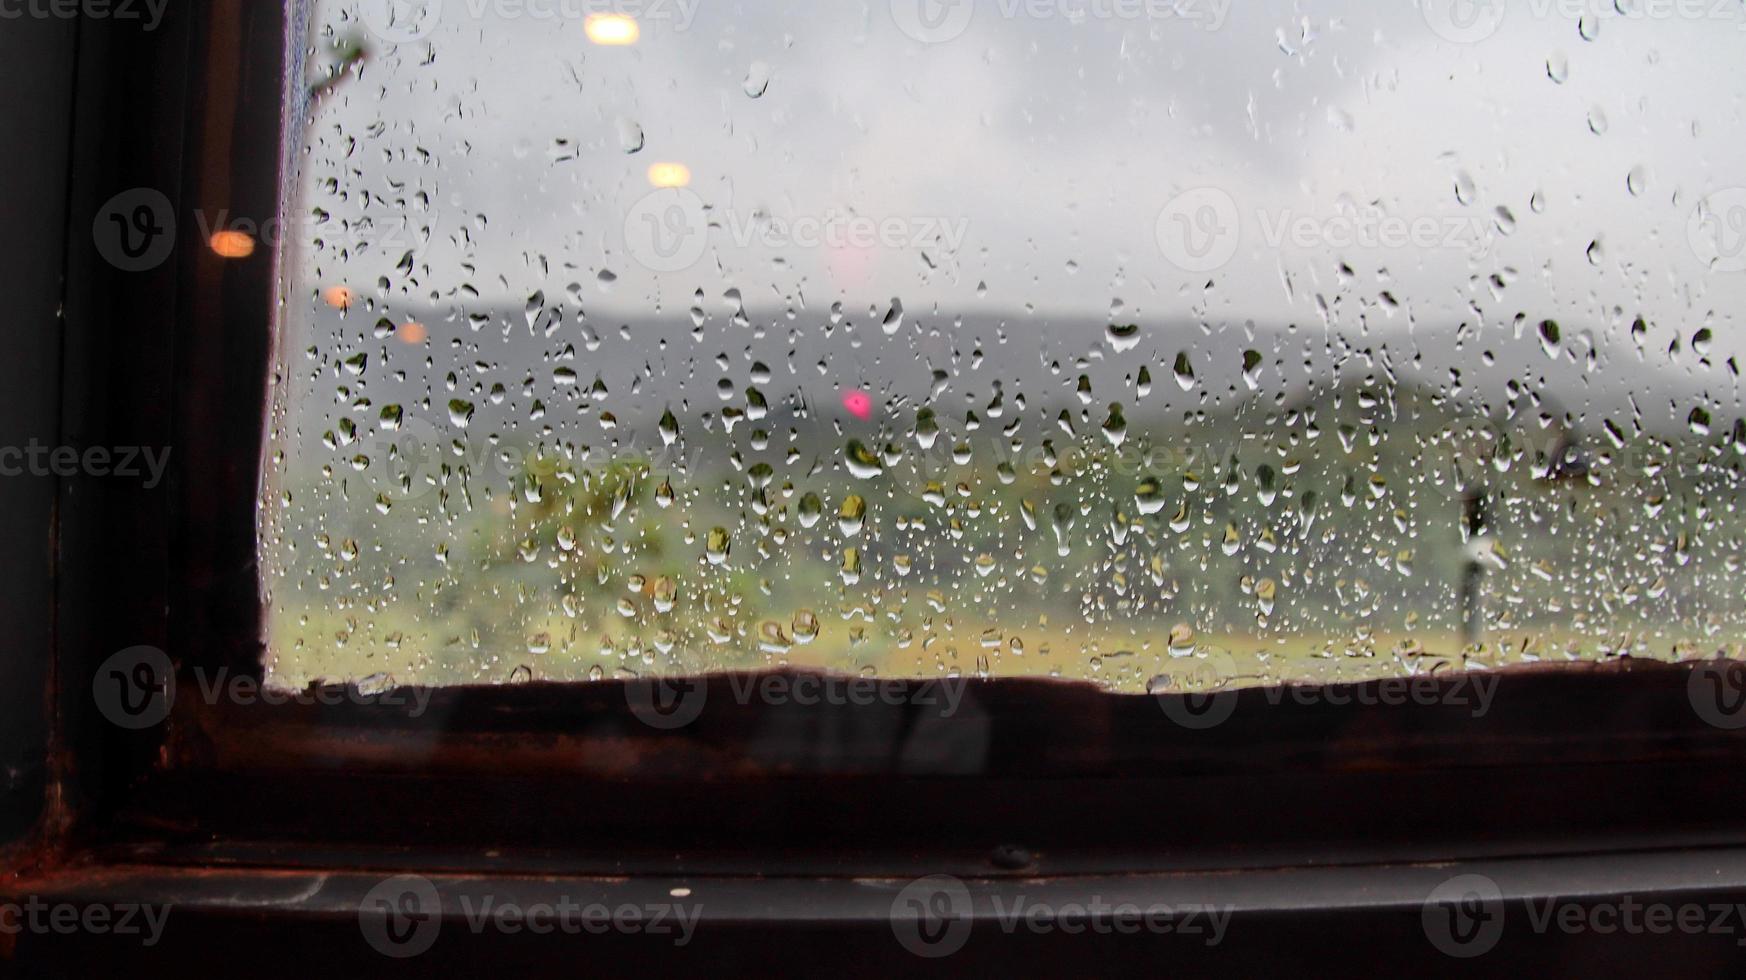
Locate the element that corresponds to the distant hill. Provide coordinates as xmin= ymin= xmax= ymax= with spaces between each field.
xmin=281 ymin=302 xmax=1719 ymax=452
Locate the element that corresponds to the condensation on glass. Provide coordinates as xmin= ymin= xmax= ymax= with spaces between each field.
xmin=260 ymin=1 xmax=1746 ymax=693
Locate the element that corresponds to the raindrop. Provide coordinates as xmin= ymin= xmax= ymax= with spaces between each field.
xmin=881 ymin=299 xmax=905 ymax=335
xmin=617 ymin=117 xmax=645 ymax=153
xmin=1107 ymin=322 xmax=1142 ymax=353
xmin=798 ymin=493 xmax=823 ymax=528
xmin=705 ymin=527 xmax=732 ymax=565
xmin=1135 ymin=477 xmax=1167 ymax=515
xmin=839 ymin=495 xmax=867 ymax=536
xmin=844 ymin=440 xmax=884 ymax=479
xmin=1173 ymin=352 xmax=1196 ymax=391
xmin=1241 ymin=349 xmax=1263 ymax=389
xmin=1538 ymin=319 xmax=1562 ymax=359
xmin=1167 ymin=624 xmax=1196 ymax=658
xmin=1101 ymin=404 xmax=1127 ymax=447
xmin=1454 ymin=171 xmax=1478 ymax=206
xmin=743 ymin=60 xmax=772 ymax=98
xmin=1547 ymin=52 xmax=1569 ymax=83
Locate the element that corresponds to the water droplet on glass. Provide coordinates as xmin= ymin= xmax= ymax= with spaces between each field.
xmin=881 ymin=299 xmax=905 ymax=336
xmin=1173 ymin=352 xmax=1197 ymax=392
xmin=617 ymin=117 xmax=645 ymax=154
xmin=743 ymin=60 xmax=771 ymax=98
xmin=1547 ymin=52 xmax=1569 ymax=83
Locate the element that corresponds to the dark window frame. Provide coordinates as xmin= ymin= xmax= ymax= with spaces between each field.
xmin=20 ymin=2 xmax=1746 ymax=964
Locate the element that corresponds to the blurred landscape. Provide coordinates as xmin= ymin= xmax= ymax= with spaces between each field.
xmin=261 ymin=302 xmax=1746 ymax=694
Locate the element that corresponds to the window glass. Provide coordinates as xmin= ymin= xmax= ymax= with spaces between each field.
xmin=263 ymin=0 xmax=1746 ymax=692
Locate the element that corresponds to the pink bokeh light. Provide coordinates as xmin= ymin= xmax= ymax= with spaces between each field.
xmin=842 ymin=390 xmax=874 ymax=421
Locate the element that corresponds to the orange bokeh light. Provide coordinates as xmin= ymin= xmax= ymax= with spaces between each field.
xmin=585 ymin=13 xmax=639 ymax=45
xmin=208 ymin=230 xmax=256 ymax=259
xmin=322 ymin=285 xmax=355 ymax=310
xmin=397 ymin=321 xmax=428 ymax=344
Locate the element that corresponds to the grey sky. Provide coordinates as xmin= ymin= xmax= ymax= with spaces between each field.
xmin=279 ymin=0 xmax=1746 ymax=440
